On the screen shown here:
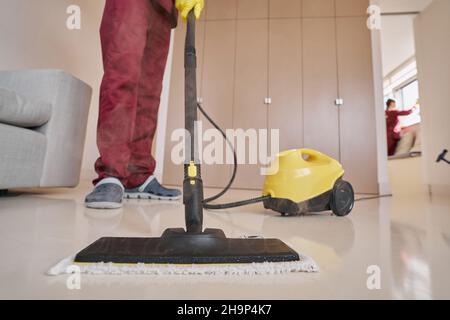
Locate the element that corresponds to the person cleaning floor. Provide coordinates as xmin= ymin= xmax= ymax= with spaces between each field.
xmin=85 ymin=0 xmax=205 ymax=209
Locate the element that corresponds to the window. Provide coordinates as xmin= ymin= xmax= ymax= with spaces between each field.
xmin=396 ymin=80 xmax=421 ymax=127
xmin=399 ymin=80 xmax=419 ymax=110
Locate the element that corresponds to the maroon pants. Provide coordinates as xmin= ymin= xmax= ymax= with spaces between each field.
xmin=94 ymin=0 xmax=172 ymax=188
xmin=387 ymin=133 xmax=399 ymax=156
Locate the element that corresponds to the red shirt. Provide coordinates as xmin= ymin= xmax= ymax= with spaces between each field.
xmin=385 ymin=109 xmax=413 ymax=139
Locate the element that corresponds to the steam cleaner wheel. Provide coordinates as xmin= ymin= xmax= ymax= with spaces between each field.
xmin=330 ymin=180 xmax=354 ymax=216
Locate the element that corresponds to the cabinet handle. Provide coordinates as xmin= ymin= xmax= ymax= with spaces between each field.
xmin=335 ymin=98 xmax=344 ymax=106
xmin=197 ymin=97 xmax=203 ymax=104
xmin=264 ymin=97 xmax=272 ymax=105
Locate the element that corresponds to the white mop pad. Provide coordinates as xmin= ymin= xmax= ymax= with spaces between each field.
xmin=47 ymin=254 xmax=319 ymax=276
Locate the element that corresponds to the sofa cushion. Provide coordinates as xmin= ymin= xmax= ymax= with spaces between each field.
xmin=0 ymin=87 xmax=52 ymax=128
xmin=0 ymin=123 xmax=46 ymax=189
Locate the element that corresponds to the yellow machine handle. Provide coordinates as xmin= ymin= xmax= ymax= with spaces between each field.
xmin=299 ymin=149 xmax=324 ymax=162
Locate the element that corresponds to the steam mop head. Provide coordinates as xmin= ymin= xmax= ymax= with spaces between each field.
xmin=48 ymin=229 xmax=319 ymax=275
xmin=74 ymin=229 xmax=299 ymax=265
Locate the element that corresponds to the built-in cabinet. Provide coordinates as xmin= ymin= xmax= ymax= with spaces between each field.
xmin=163 ymin=0 xmax=378 ymax=194
xmin=303 ymin=17 xmax=340 ymax=162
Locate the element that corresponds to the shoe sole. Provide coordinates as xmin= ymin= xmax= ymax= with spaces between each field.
xmin=124 ymin=192 xmax=181 ymax=201
xmin=85 ymin=201 xmax=123 ymax=209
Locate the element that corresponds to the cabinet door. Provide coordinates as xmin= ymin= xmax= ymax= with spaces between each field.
xmin=335 ymin=0 xmax=369 ymax=17
xmin=336 ymin=17 xmax=378 ymax=193
xmin=269 ymin=0 xmax=302 ymax=18
xmin=303 ymin=0 xmax=335 ymax=17
xmin=205 ymin=0 xmax=238 ymax=20
xmin=302 ymin=18 xmax=340 ymax=160
xmin=233 ymin=19 xmax=269 ymax=189
xmin=237 ymin=0 xmax=269 ymax=19
xmin=268 ymin=18 xmax=303 ymax=152
xmin=163 ymin=22 xmax=205 ymax=186
xmin=199 ymin=20 xmax=236 ymax=188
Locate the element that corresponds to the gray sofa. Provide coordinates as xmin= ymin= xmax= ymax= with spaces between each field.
xmin=0 ymin=70 xmax=92 ymax=190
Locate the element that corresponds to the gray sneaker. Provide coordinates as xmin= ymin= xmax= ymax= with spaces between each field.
xmin=125 ymin=176 xmax=181 ymax=201
xmin=85 ymin=178 xmax=124 ymax=209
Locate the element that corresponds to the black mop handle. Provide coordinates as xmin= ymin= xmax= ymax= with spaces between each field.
xmin=184 ymin=11 xmax=198 ymax=159
xmin=183 ymin=11 xmax=204 ymax=233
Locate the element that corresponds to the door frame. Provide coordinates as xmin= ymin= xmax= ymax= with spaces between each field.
xmin=370 ymin=0 xmax=391 ymax=195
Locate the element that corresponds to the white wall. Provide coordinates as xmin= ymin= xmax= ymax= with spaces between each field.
xmin=0 ymin=0 xmax=104 ymax=181
xmin=380 ymin=15 xmax=416 ymax=76
xmin=414 ymin=0 xmax=450 ymax=195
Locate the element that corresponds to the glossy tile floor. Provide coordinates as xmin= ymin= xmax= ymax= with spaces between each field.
xmin=0 ymin=157 xmax=449 ymax=299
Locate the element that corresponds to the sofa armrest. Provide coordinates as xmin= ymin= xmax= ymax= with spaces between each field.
xmin=0 ymin=69 xmax=92 ymax=187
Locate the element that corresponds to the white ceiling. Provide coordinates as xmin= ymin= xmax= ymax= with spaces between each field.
xmin=378 ymin=0 xmax=434 ymax=13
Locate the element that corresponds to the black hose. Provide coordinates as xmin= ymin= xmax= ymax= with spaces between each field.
xmin=354 ymin=195 xmax=392 ymax=202
xmin=197 ymin=103 xmax=237 ymax=203
xmin=196 ymin=103 xmax=268 ymax=210
xmin=203 ymin=195 xmax=272 ymax=210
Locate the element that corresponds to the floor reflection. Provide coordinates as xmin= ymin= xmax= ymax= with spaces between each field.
xmin=83 ymin=200 xmax=183 ymax=240
xmin=390 ymin=221 xmax=431 ymax=299
xmin=263 ymin=215 xmax=355 ymax=256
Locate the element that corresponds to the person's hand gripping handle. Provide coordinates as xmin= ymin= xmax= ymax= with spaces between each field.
xmin=176 ymin=0 xmax=205 ymax=20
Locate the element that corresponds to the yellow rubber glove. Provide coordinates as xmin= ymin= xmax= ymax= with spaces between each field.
xmin=175 ymin=0 xmax=205 ymax=20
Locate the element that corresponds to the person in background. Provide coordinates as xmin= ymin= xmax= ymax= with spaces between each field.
xmin=385 ymin=99 xmax=416 ymax=156
xmin=85 ymin=0 xmax=205 ymax=209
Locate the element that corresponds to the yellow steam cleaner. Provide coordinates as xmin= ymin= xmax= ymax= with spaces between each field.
xmin=202 ymin=144 xmax=355 ymax=217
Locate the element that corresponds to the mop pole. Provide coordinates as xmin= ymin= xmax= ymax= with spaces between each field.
xmin=183 ymin=11 xmax=204 ymax=233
